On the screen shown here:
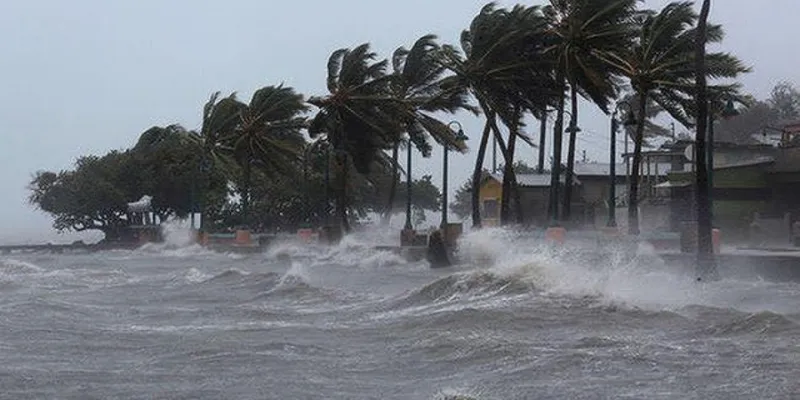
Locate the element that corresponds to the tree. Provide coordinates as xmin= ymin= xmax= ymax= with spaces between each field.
xmin=385 ymin=34 xmax=474 ymax=225
xmin=695 ymin=0 xmax=713 ymax=277
xmin=450 ymin=179 xmax=473 ymax=221
xmin=543 ymin=0 xmax=639 ymax=222
xmin=438 ymin=4 xmax=558 ymax=228
xmin=308 ymin=44 xmax=403 ymax=233
xmin=603 ymin=1 xmax=749 ymax=234
xmin=226 ymin=85 xmax=308 ymax=226
xmin=391 ymin=175 xmax=442 ymax=214
xmin=193 ymin=92 xmax=245 ymax=231
xmin=133 ymin=124 xmax=209 ymax=221
xmin=29 ymin=152 xmax=136 ymax=239
xmin=617 ymin=91 xmax=672 ymax=148
xmin=769 ymin=81 xmax=800 ymax=121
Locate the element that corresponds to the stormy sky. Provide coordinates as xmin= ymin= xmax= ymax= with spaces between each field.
xmin=1 ymin=0 xmax=796 ymax=243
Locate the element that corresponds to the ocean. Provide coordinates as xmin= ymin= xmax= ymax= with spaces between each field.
xmin=0 ymin=226 xmax=798 ymax=399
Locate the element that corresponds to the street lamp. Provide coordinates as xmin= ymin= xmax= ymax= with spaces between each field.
xmin=302 ymin=143 xmax=316 ymax=228
xmin=609 ymin=101 xmax=638 ymax=228
xmin=404 ymin=137 xmax=414 ymax=231
xmin=538 ymin=108 xmax=555 ymax=174
xmin=443 ymin=121 xmax=468 ymax=232
xmin=548 ymin=109 xmax=578 ymax=227
xmin=198 ymin=156 xmax=211 ymax=232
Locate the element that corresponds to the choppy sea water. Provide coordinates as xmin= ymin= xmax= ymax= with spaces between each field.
xmin=1 ymin=226 xmax=799 ymax=399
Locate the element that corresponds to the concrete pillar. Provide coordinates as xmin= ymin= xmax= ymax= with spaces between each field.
xmin=297 ymin=228 xmax=314 ymax=243
xmin=712 ymin=228 xmax=721 ymax=254
xmin=545 ymin=227 xmax=566 ymax=245
xmin=234 ymin=229 xmax=252 ymax=246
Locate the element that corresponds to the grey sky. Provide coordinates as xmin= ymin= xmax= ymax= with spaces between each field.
xmin=1 ymin=0 xmax=796 ymax=243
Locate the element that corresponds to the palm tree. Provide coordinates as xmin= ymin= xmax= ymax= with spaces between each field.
xmin=543 ymin=0 xmax=639 ymax=222
xmin=437 ymin=4 xmax=558 ymax=228
xmin=228 ymin=85 xmax=308 ymax=226
xmin=308 ymin=44 xmax=403 ymax=233
xmin=386 ymin=34 xmax=475 ymax=226
xmin=602 ymin=1 xmax=749 ymax=235
xmin=193 ymin=92 xmax=244 ymax=231
xmin=694 ymin=0 xmax=713 ymax=275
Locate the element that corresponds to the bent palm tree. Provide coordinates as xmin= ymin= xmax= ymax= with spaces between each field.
xmin=308 ymin=44 xmax=403 ymax=233
xmin=543 ymin=0 xmax=639 ymax=222
xmin=385 ymin=34 xmax=475 ymax=224
xmin=228 ymin=85 xmax=308 ymax=226
xmin=192 ymin=92 xmax=244 ymax=231
xmin=602 ymin=1 xmax=749 ymax=234
xmin=438 ymin=4 xmax=558 ymax=227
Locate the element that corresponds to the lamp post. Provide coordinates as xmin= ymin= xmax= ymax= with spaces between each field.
xmin=609 ymin=101 xmax=637 ymax=228
xmin=199 ymin=156 xmax=211 ymax=232
xmin=404 ymin=138 xmax=414 ymax=231
xmin=443 ymin=122 xmax=468 ymax=232
xmin=323 ymin=141 xmax=331 ymax=226
xmin=562 ymin=112 xmax=582 ymax=220
xmin=548 ymin=109 xmax=577 ymax=227
xmin=302 ymin=143 xmax=315 ymax=228
xmin=537 ymin=109 xmax=554 ymax=174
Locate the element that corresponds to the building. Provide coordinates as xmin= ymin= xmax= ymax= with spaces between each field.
xmin=478 ymin=173 xmax=573 ymax=227
xmin=656 ymin=140 xmax=800 ymax=243
xmin=477 ymin=162 xmax=665 ymax=228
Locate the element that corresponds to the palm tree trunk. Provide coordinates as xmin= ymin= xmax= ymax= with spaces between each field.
xmin=382 ymin=143 xmax=400 ymax=225
xmin=501 ymin=108 xmax=521 ymax=225
xmin=563 ymin=86 xmax=579 ymax=222
xmin=242 ymin=157 xmax=251 ymax=228
xmin=549 ymin=71 xmax=566 ymax=225
xmin=695 ymin=0 xmax=715 ymax=279
xmin=628 ymin=90 xmax=648 ymax=235
xmin=471 ymin=116 xmax=493 ymax=229
xmin=537 ymin=114 xmax=547 ymax=174
xmin=336 ymin=152 xmax=351 ymax=233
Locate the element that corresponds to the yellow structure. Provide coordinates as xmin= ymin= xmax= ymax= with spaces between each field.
xmin=479 ymin=175 xmax=503 ymax=227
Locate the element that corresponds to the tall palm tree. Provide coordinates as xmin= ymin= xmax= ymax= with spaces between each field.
xmin=228 ymin=85 xmax=308 ymax=226
xmin=193 ymin=92 xmax=244 ymax=231
xmin=602 ymin=1 xmax=749 ymax=235
xmin=386 ymin=34 xmax=475 ymax=226
xmin=694 ymin=0 xmax=713 ymax=275
xmin=437 ymin=4 xmax=558 ymax=228
xmin=543 ymin=0 xmax=639 ymax=222
xmin=308 ymin=44 xmax=403 ymax=233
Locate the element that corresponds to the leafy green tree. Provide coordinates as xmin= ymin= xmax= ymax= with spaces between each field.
xmin=768 ymin=81 xmax=800 ymax=121
xmin=450 ymin=179 xmax=473 ymax=221
xmin=603 ymin=1 xmax=749 ymax=234
xmin=29 ymin=152 xmax=136 ymax=240
xmin=132 ymin=125 xmax=211 ymax=221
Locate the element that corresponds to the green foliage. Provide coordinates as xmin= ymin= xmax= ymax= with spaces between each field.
xmin=768 ymin=81 xmax=800 ymax=121
xmin=308 ymin=44 xmax=403 ymax=175
xmin=544 ymin=0 xmax=639 ymax=113
xmin=29 ymin=125 xmax=230 ymax=238
xmin=450 ymin=179 xmax=473 ymax=221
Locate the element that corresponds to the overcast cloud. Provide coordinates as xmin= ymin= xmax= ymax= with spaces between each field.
xmin=1 ymin=0 xmax=797 ymax=244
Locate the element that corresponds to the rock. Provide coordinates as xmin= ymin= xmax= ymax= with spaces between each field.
xmin=426 ymin=229 xmax=451 ymax=268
